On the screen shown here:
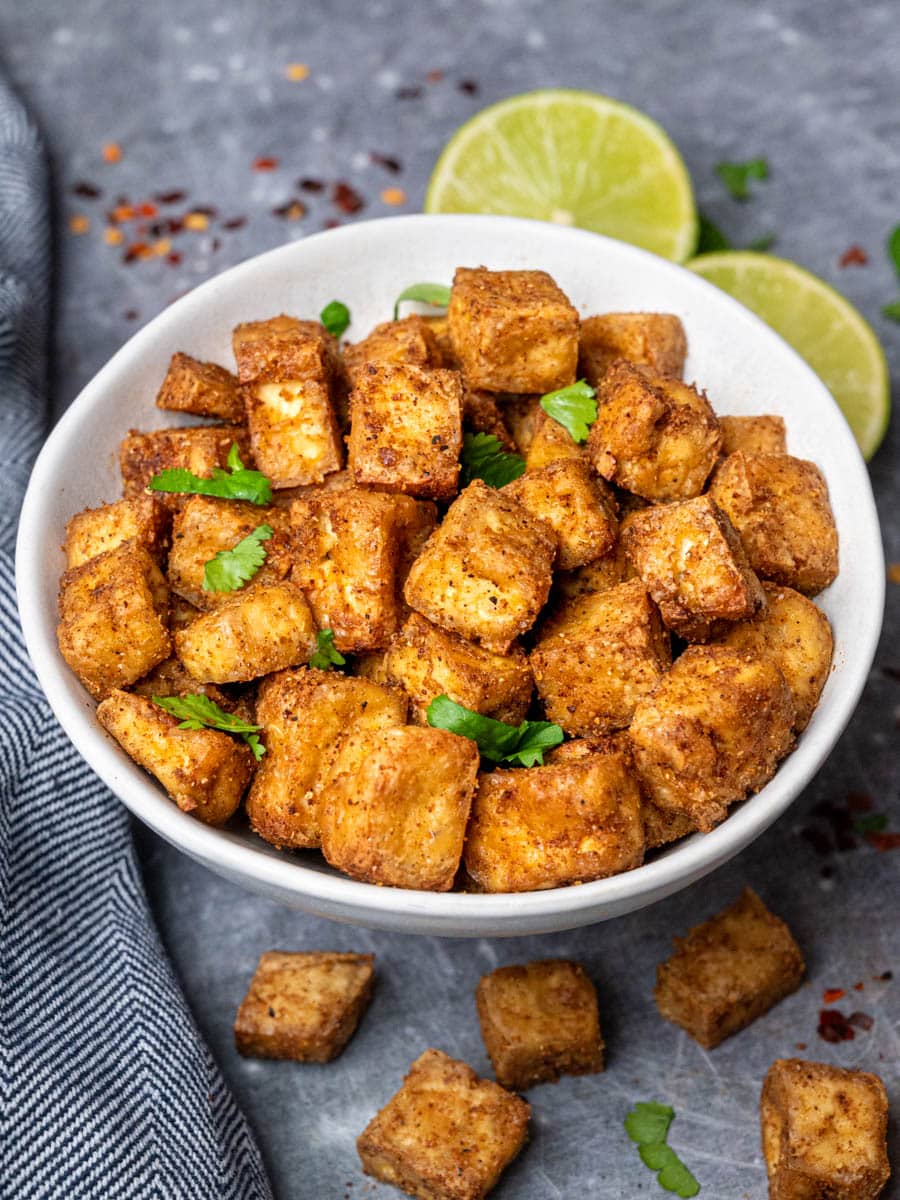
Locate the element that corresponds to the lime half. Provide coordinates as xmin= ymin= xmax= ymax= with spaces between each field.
xmin=689 ymin=251 xmax=890 ymax=460
xmin=425 ymin=89 xmax=697 ymax=263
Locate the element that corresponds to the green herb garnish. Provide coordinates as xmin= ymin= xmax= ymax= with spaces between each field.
xmin=203 ymin=524 xmax=272 ymax=594
xmin=426 ymin=695 xmax=563 ymax=767
xmin=696 ymin=214 xmax=731 ymax=253
xmin=888 ymin=225 xmax=900 ymax=280
xmin=460 ymin=432 xmax=525 ymax=489
xmin=148 ymin=443 xmax=272 ymax=506
xmin=715 ymin=157 xmax=769 ymax=202
xmin=539 ymin=379 xmax=597 ymax=444
xmin=882 ymin=301 xmax=900 ymax=323
xmin=320 ymin=299 xmax=351 ymax=338
xmin=625 ymin=1102 xmax=700 ymax=1198
xmin=854 ymin=812 xmax=888 ymax=835
xmin=309 ymin=629 xmax=346 ymax=671
xmin=393 ymin=282 xmax=452 ymax=321
xmin=152 ymin=693 xmax=265 ymax=761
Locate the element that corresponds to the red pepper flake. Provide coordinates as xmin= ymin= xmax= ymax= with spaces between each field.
xmin=457 ymin=79 xmax=479 ymax=95
xmin=166 ymin=217 xmax=184 ymax=236
xmin=877 ymin=970 xmax=893 ymax=981
xmin=72 ymin=181 xmax=102 ymax=199
xmin=332 ymin=182 xmax=364 ymax=214
xmin=323 ymin=218 xmax=341 ymax=230
xmin=272 ymin=200 xmax=306 ymax=220
xmin=167 ymin=251 xmax=182 ymax=266
xmin=370 ymin=152 xmax=402 ymax=174
xmin=817 ymin=1009 xmax=855 ymax=1043
xmin=222 ymin=216 xmax=247 ymax=230
xmin=425 ymin=69 xmax=444 ymax=84
xmin=110 ymin=204 xmax=136 ymax=224
xmin=155 ymin=190 xmax=187 ymax=205
xmin=848 ymin=1011 xmax=874 ymax=1031
xmin=252 ymin=156 xmax=279 ymax=171
xmin=211 ymin=237 xmax=222 ymax=253
xmin=395 ymin=85 xmax=423 ymax=100
xmin=102 ymin=142 xmax=122 ymax=163
xmin=68 ymin=214 xmax=90 ymax=235
xmin=794 ymin=1042 xmax=807 ymax=1051
xmin=123 ymin=309 xmax=139 ymax=321
xmin=853 ymin=981 xmax=865 ymax=991
xmin=298 ymin=178 xmax=324 ymax=193
xmin=822 ymin=987 xmax=845 ymax=1004
xmin=839 ymin=244 xmax=868 ymax=267
xmin=123 ymin=242 xmax=152 ymax=263
xmin=137 ymin=202 xmax=159 ymax=219
xmin=191 ymin=205 xmax=219 ymax=218
xmin=888 ymin=564 xmax=900 ymax=585
xmin=866 ymin=831 xmax=900 ymax=851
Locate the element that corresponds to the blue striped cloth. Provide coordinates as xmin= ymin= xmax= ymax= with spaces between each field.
xmin=0 ymin=77 xmax=272 ymax=1199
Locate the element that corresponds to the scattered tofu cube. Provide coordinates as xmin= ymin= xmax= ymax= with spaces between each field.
xmin=343 ymin=314 xmax=443 ymax=386
xmin=525 ymin=406 xmax=587 ymax=471
xmin=232 ymin=314 xmax=342 ymax=383
xmin=503 ymin=459 xmax=618 ymax=569
xmin=155 ymin=351 xmax=244 ymax=422
xmin=63 ymin=495 xmax=169 ymax=569
xmin=120 ymin=424 xmax=252 ymax=510
xmin=719 ymin=414 xmax=787 ymax=457
xmin=462 ymin=387 xmax=515 ymax=449
xmin=579 ymin=312 xmax=687 ymax=386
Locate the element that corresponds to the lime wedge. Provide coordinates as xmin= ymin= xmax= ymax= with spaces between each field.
xmin=425 ymin=89 xmax=697 ymax=263
xmin=689 ymin=252 xmax=890 ymax=459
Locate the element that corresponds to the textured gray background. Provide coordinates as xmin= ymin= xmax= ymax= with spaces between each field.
xmin=3 ymin=1 xmax=900 ymax=1196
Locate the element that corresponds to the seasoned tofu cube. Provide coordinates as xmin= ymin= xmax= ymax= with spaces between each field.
xmin=232 ymin=314 xmax=342 ymax=383
xmin=57 ymin=542 xmax=170 ymax=699
xmin=358 ymin=1049 xmax=530 ymax=1200
xmin=588 ymin=361 xmax=721 ymax=501
xmin=97 ymin=689 xmax=253 ymax=825
xmin=348 ymin=362 xmax=463 ymax=499
xmin=448 ymin=267 xmax=579 ymax=394
xmin=462 ymin=387 xmax=515 ymax=449
xmin=579 ymin=312 xmax=687 ymax=386
xmin=504 ymin=459 xmax=618 ymax=569
xmin=342 ymin=314 xmax=443 ymax=385
xmin=319 ymin=726 xmax=479 ymax=891
xmin=404 ymin=481 xmax=556 ymax=653
xmin=175 ymin=580 xmax=316 ymax=683
xmin=761 ymin=1059 xmax=890 ymax=1200
xmin=63 ymin=495 xmax=169 ymax=569
xmin=525 ymin=405 xmax=587 ymax=470
xmin=246 ymin=668 xmax=407 ymax=849
xmin=155 ymin=351 xmax=244 ymax=422
xmin=235 ymin=951 xmax=374 ymax=1062
xmin=719 ymin=414 xmax=786 ymax=457
xmin=120 ymin=424 xmax=252 ymax=510
xmin=381 ymin=612 xmax=532 ymax=725
xmin=623 ymin=494 xmax=766 ymax=641
xmin=629 ymin=644 xmax=795 ymax=831
xmin=709 ymin=452 xmax=839 ymax=595
xmin=476 ymin=960 xmax=604 ymax=1090
xmin=655 ymin=889 xmax=804 ymax=1048
xmin=531 ymin=579 xmax=671 ymax=736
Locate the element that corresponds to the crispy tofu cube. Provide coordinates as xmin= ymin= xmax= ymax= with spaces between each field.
xmin=525 ymin=406 xmax=587 ymax=470
xmin=623 ymin=495 xmax=766 ymax=641
xmin=246 ymin=668 xmax=407 ymax=849
xmin=234 ymin=951 xmax=374 ymax=1062
xmin=381 ymin=613 xmax=532 ymax=725
xmin=348 ymin=362 xmax=463 ymax=499
xmin=97 ymin=689 xmax=253 ymax=825
xmin=761 ymin=1059 xmax=890 ymax=1200
xmin=343 ymin=315 xmax=443 ymax=386
xmin=531 ymin=579 xmax=671 ymax=736
xmin=719 ymin=414 xmax=787 ymax=457
xmin=579 ymin=312 xmax=687 ymax=386
xmin=175 ymin=580 xmax=316 ymax=683
xmin=120 ymin=424 xmax=252 ymax=510
xmin=358 ymin=1049 xmax=530 ymax=1200
xmin=319 ymin=726 xmax=479 ymax=891
xmin=232 ymin=314 xmax=342 ymax=383
xmin=404 ymin=481 xmax=556 ymax=653
xmin=504 ymin=459 xmax=618 ymax=569
xmin=476 ymin=960 xmax=604 ymax=1090
xmin=448 ymin=267 xmax=579 ymax=394
xmin=655 ymin=889 xmax=804 ymax=1048
xmin=57 ymin=542 xmax=170 ymax=699
xmin=629 ymin=644 xmax=795 ymax=831
xmin=588 ymin=361 xmax=721 ymax=501
xmin=63 ymin=495 xmax=170 ymax=569
xmin=709 ymin=452 xmax=839 ymax=595
xmin=462 ymin=388 xmax=515 ymax=449
xmin=155 ymin=351 xmax=244 ymax=422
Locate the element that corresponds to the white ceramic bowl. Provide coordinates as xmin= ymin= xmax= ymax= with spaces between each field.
xmin=17 ymin=215 xmax=884 ymax=936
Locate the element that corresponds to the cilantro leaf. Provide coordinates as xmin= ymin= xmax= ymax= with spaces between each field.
xmin=888 ymin=225 xmax=900 ymax=282
xmin=883 ymin=301 xmax=900 ymax=322
xmin=746 ymin=232 xmax=776 ymax=252
xmin=203 ymin=524 xmax=272 ymax=593
xmin=320 ymin=299 xmax=351 ymax=338
xmin=539 ymin=379 xmax=597 ymax=443
xmin=426 ymin=695 xmax=563 ymax=767
xmin=149 ymin=442 xmax=272 ymax=505
xmin=460 ymin=432 xmax=525 ymax=488
xmin=309 ymin=629 xmax=346 ymax=671
xmin=715 ymin=157 xmax=769 ymax=201
xmin=696 ymin=214 xmax=731 ymax=253
xmin=393 ymin=282 xmax=452 ymax=321
xmin=625 ymin=1102 xmax=675 ymax=1146
xmin=854 ymin=812 xmax=888 ymax=835
xmin=626 ymin=1103 xmax=700 ymax=1197
xmin=658 ymin=1155 xmax=700 ymax=1198
xmin=152 ymin=693 xmax=266 ymax=760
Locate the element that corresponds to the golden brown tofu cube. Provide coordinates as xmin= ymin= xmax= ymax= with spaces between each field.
xmin=588 ymin=361 xmax=721 ymax=501
xmin=717 ymin=583 xmax=833 ymax=731
xmin=175 ymin=580 xmax=316 ymax=683
xmin=531 ymin=579 xmax=671 ymax=736
xmin=120 ymin=424 xmax=252 ymax=510
xmin=57 ymin=542 xmax=170 ymax=700
xmin=97 ymin=689 xmax=253 ymax=825
xmin=63 ymin=495 xmax=170 ymax=569
xmin=525 ymin=405 xmax=587 ymax=470
xmin=404 ymin=481 xmax=556 ymax=653
xmin=448 ymin=267 xmax=579 ymax=394
xmin=319 ymin=726 xmax=479 ymax=891
xmin=719 ymin=414 xmax=787 ymax=457
xmin=709 ymin=452 xmax=839 ymax=595
xmin=348 ymin=362 xmax=463 ymax=499
xmin=246 ymin=668 xmax=407 ymax=849
xmin=579 ymin=312 xmax=687 ymax=386
xmin=655 ymin=889 xmax=804 ymax=1048
xmin=232 ymin=314 xmax=342 ymax=383
xmin=462 ymin=388 xmax=515 ymax=449
xmin=358 ymin=1049 xmax=530 ymax=1200
xmin=155 ymin=351 xmax=244 ymax=422
xmin=623 ymin=494 xmax=766 ymax=641
xmin=343 ymin=314 xmax=443 ymax=385
xmin=761 ymin=1059 xmax=890 ymax=1200
xmin=476 ymin=960 xmax=604 ymax=1091
xmin=381 ymin=613 xmax=532 ymax=725
xmin=629 ymin=644 xmax=795 ymax=831
xmin=504 ymin=459 xmax=617 ymax=569
xmin=234 ymin=951 xmax=374 ymax=1063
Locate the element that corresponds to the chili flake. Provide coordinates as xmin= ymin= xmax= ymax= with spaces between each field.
xmin=839 ymin=245 xmax=869 ymax=267
xmin=252 ymin=156 xmax=280 ymax=172
xmin=168 ymin=251 xmax=183 ymax=266
xmin=153 ymin=238 xmax=172 ymax=257
xmin=272 ymin=200 xmax=306 ymax=220
xmin=285 ymin=63 xmax=309 ymax=81
xmin=887 ymin=564 xmax=900 ymax=584
xmin=425 ymin=69 xmax=444 ymax=84
xmin=458 ymin=79 xmax=479 ymax=95
xmin=137 ymin=202 xmax=159 ymax=219
xmin=184 ymin=212 xmax=210 ymax=231
xmin=866 ymin=831 xmax=900 ymax=851
xmin=396 ymin=86 xmax=423 ymax=100
xmin=822 ymin=988 xmax=845 ymax=1004
xmin=370 ymin=152 xmax=402 ymax=174
xmin=853 ymin=981 xmax=865 ymax=991
xmin=123 ymin=242 xmax=151 ymax=263
xmin=380 ymin=187 xmax=406 ymax=206
xmin=124 ymin=309 xmax=139 ymax=321
xmin=299 ymin=178 xmax=324 ymax=192
xmin=72 ymin=181 xmax=102 ymax=199
xmin=104 ymin=228 xmax=123 ymax=246
xmin=102 ymin=142 xmax=122 ymax=163
xmin=110 ymin=204 xmax=136 ymax=224
xmin=222 ymin=216 xmax=247 ymax=230
xmin=332 ymin=182 xmax=364 ymax=214
xmin=155 ymin=190 xmax=187 ymax=205
xmin=68 ymin=214 xmax=90 ymax=235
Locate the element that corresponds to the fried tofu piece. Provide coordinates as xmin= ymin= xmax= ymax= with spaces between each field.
xmin=448 ymin=267 xmax=579 ymax=394
xmin=97 ymin=689 xmax=253 ymax=825
xmin=719 ymin=414 xmax=786 ymax=458
xmin=525 ymin=406 xmax=587 ymax=470
xmin=175 ymin=580 xmax=316 ymax=683
xmin=579 ymin=312 xmax=687 ymax=386
xmin=120 ymin=424 xmax=252 ymax=510
xmin=235 ymin=951 xmax=375 ymax=1062
xmin=404 ymin=481 xmax=556 ymax=653
xmin=63 ymin=495 xmax=170 ymax=569
xmin=623 ymin=494 xmax=766 ymax=641
xmin=531 ymin=579 xmax=671 ymax=736
xmin=629 ymin=644 xmax=795 ymax=831
xmin=358 ymin=1049 xmax=530 ymax=1200
xmin=381 ymin=613 xmax=532 ymax=725
xmin=588 ymin=361 xmax=721 ymax=501
xmin=717 ymin=583 xmax=833 ymax=731
xmin=246 ymin=668 xmax=407 ymax=849
xmin=655 ymin=889 xmax=804 ymax=1048
xmin=709 ymin=452 xmax=839 ymax=595
xmin=57 ymin=542 xmax=171 ymax=699
xmin=504 ymin=459 xmax=618 ymax=569
xmin=761 ymin=1059 xmax=890 ymax=1200
xmin=476 ymin=960 xmax=604 ymax=1091
xmin=462 ymin=388 xmax=515 ymax=449
xmin=319 ymin=727 xmax=479 ymax=891
xmin=343 ymin=315 xmax=443 ymax=385
xmin=155 ymin=351 xmax=244 ymax=422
